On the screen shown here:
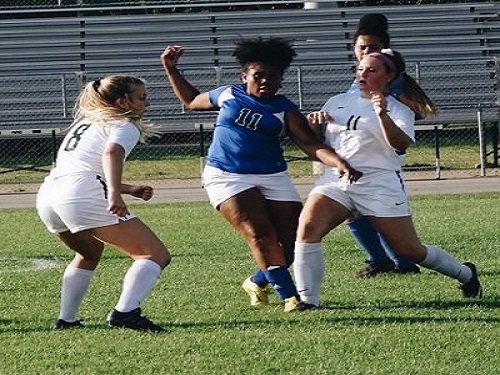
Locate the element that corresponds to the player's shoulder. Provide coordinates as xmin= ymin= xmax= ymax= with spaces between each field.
xmin=322 ymin=91 xmax=352 ymax=110
xmin=104 ymin=120 xmax=141 ymax=137
xmin=387 ymin=95 xmax=413 ymax=114
xmin=210 ymin=84 xmax=234 ymax=98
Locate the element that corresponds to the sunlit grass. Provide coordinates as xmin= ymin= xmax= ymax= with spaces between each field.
xmin=0 ymin=194 xmax=499 ymax=374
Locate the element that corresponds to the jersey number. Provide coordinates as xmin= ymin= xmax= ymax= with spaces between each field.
xmin=63 ymin=124 xmax=91 ymax=151
xmin=235 ymin=108 xmax=263 ymax=130
xmin=346 ymin=115 xmax=361 ymax=130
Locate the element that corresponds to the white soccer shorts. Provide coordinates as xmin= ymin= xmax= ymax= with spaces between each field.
xmin=36 ymin=173 xmax=136 ymax=234
xmin=202 ymin=165 xmax=301 ymax=208
xmin=310 ymin=170 xmax=411 ymax=217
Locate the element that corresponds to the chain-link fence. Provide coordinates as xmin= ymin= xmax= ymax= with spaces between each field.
xmin=1 ymin=60 xmax=499 ymax=194
xmin=1 ymin=117 xmax=498 ymax=194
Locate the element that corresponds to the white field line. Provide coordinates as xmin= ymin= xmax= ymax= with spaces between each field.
xmin=0 ymin=257 xmax=62 ymax=273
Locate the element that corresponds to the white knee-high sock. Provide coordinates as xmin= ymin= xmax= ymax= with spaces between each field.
xmin=293 ymin=242 xmax=324 ymax=307
xmin=420 ymin=245 xmax=472 ymax=283
xmin=59 ymin=265 xmax=94 ymax=322
xmin=115 ymin=259 xmax=162 ymax=313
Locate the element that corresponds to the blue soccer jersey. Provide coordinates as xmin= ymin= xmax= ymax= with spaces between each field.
xmin=207 ymin=84 xmax=297 ymax=174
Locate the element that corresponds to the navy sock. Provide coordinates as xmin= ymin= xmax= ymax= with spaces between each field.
xmin=251 ymin=269 xmax=269 ymax=287
xmin=379 ymin=235 xmax=415 ymax=269
xmin=347 ymin=216 xmax=389 ymax=263
xmin=263 ymin=266 xmax=298 ymax=300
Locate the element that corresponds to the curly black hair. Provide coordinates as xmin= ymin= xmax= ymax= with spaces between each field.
xmin=353 ymin=13 xmax=390 ymax=48
xmin=232 ymin=36 xmax=296 ymax=74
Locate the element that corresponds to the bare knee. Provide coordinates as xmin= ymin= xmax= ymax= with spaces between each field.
xmin=59 ymin=231 xmax=104 ymax=269
xmin=242 ymin=231 xmax=286 ymax=268
xmin=247 ymin=234 xmax=278 ymax=255
xmin=393 ymin=244 xmax=427 ymax=263
xmin=156 ymin=249 xmax=172 ymax=269
xmin=69 ymin=253 xmax=102 ymax=270
xmin=136 ymin=242 xmax=171 ymax=269
xmin=296 ymin=220 xmax=326 ymax=243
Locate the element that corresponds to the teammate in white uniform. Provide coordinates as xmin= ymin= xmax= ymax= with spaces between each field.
xmin=293 ymin=50 xmax=483 ymax=308
xmin=37 ymin=75 xmax=171 ymax=332
xmin=344 ymin=13 xmax=437 ymax=277
xmin=161 ymin=37 xmax=361 ymax=312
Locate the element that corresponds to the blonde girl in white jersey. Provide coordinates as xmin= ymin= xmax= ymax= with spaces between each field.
xmin=37 ymin=75 xmax=170 ymax=333
xmin=292 ymin=50 xmax=483 ymax=309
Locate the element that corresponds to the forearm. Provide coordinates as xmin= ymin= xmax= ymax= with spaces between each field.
xmin=306 ymin=143 xmax=363 ymax=183
xmin=378 ymin=113 xmax=412 ymax=151
xmin=313 ymin=146 xmax=347 ymax=168
xmin=298 ymin=141 xmax=344 ymax=167
xmin=102 ymin=149 xmax=125 ymax=197
xmin=121 ymin=183 xmax=134 ymax=195
xmin=163 ymin=65 xmax=200 ymax=108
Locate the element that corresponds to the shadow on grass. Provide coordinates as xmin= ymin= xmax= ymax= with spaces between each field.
xmin=2 ymin=311 xmax=500 ymax=334
xmin=1 ymin=296 xmax=499 ymax=334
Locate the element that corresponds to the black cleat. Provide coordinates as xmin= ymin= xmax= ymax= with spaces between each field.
xmin=107 ymin=307 xmax=166 ymax=333
xmin=460 ymin=262 xmax=483 ymax=299
xmin=354 ymin=259 xmax=396 ymax=278
xmin=393 ymin=264 xmax=421 ymax=274
xmin=53 ymin=319 xmax=84 ymax=330
xmin=294 ymin=302 xmax=321 ymax=312
xmin=284 ymin=296 xmax=320 ymax=312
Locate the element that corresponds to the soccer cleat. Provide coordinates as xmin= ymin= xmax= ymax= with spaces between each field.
xmin=460 ymin=262 xmax=483 ymax=299
xmin=53 ymin=319 xmax=84 ymax=330
xmin=354 ymin=259 xmax=396 ymax=278
xmin=284 ymin=296 xmax=300 ymax=312
xmin=283 ymin=296 xmax=319 ymax=312
xmin=107 ymin=307 xmax=166 ymax=333
xmin=242 ymin=277 xmax=273 ymax=307
xmin=393 ymin=264 xmax=421 ymax=274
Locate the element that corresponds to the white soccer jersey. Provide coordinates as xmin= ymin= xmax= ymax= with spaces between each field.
xmin=321 ymin=92 xmax=414 ymax=175
xmin=52 ymin=120 xmax=140 ymax=178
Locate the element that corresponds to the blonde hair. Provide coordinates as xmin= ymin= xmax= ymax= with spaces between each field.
xmin=72 ymin=75 xmax=157 ymax=142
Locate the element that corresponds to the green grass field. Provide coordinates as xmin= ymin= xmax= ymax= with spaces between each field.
xmin=1 ymin=193 xmax=499 ymax=374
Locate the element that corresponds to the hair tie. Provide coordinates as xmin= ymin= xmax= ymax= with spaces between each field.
xmin=93 ymin=79 xmax=101 ymax=91
xmin=380 ymin=48 xmax=394 ymax=56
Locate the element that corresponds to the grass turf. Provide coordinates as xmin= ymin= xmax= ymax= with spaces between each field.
xmin=0 ymin=193 xmax=499 ymax=374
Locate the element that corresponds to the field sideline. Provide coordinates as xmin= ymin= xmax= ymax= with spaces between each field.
xmin=1 ymin=175 xmax=500 ymax=209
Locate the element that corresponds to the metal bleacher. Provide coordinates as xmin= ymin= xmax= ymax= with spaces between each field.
xmin=0 ymin=2 xmax=499 ymax=137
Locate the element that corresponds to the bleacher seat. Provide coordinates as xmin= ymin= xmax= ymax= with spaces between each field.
xmin=0 ymin=3 xmax=498 ymax=134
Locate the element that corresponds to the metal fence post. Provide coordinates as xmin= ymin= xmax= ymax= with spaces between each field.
xmin=199 ymin=123 xmax=205 ymax=178
xmin=51 ymin=129 xmax=57 ymax=168
xmin=434 ymin=125 xmax=441 ymax=180
xmin=492 ymin=122 xmax=499 ymax=167
xmin=297 ymin=66 xmax=303 ymax=110
xmin=477 ymin=104 xmax=486 ymax=177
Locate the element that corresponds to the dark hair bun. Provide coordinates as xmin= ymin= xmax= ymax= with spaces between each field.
xmin=358 ymin=13 xmax=388 ymax=32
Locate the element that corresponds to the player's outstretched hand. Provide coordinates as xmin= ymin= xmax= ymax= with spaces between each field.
xmin=129 ymin=185 xmax=154 ymax=201
xmin=161 ymin=45 xmax=184 ymax=70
